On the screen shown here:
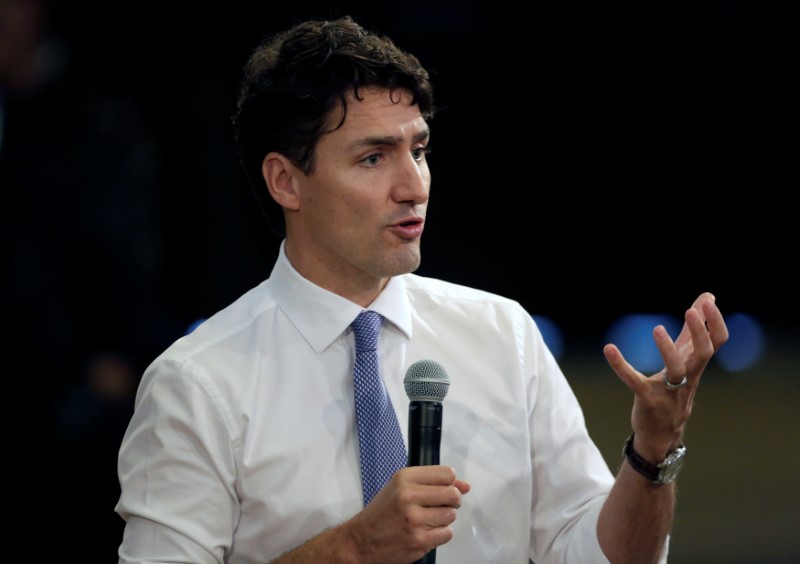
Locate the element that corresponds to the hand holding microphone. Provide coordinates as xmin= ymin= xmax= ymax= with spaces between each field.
xmin=352 ymin=360 xmax=467 ymax=564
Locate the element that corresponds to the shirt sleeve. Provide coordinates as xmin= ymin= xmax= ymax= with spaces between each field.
xmin=116 ymin=357 xmax=238 ymax=564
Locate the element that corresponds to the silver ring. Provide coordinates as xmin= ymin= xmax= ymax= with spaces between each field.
xmin=663 ymin=372 xmax=688 ymax=391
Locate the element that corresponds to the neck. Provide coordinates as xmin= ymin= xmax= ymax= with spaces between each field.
xmin=283 ymin=239 xmax=389 ymax=308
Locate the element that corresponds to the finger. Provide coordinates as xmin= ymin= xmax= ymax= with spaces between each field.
xmin=702 ymin=298 xmax=729 ymax=351
xmin=417 ymin=483 xmax=464 ymax=509
xmin=603 ymin=343 xmax=647 ymax=394
xmin=653 ymin=324 xmax=686 ymax=384
xmin=403 ymin=465 xmax=457 ymax=486
xmin=453 ymin=478 xmax=471 ymax=495
xmin=685 ymin=306 xmax=714 ymax=361
xmin=418 ymin=505 xmax=458 ymax=528
xmin=690 ymin=291 xmax=716 ymax=310
xmin=675 ymin=292 xmax=716 ymax=348
xmin=413 ymin=522 xmax=455 ymax=560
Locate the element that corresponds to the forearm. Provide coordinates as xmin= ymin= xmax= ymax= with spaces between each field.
xmin=597 ymin=461 xmax=674 ymax=564
xmin=269 ymin=522 xmax=361 ymax=564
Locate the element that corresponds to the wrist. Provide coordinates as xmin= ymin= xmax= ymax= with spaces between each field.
xmin=630 ymin=431 xmax=683 ymax=463
xmin=623 ymin=433 xmax=687 ymax=485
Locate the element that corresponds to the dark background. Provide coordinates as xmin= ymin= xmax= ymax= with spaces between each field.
xmin=3 ymin=1 xmax=797 ymax=562
xmin=54 ymin=0 xmax=800 ymax=341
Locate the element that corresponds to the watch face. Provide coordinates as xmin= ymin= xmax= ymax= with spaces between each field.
xmin=657 ymin=446 xmax=687 ymax=484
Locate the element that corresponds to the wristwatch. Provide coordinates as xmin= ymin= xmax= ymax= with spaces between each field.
xmin=622 ymin=433 xmax=687 ymax=485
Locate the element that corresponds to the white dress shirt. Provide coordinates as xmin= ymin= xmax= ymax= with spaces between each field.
xmin=116 ymin=241 xmax=622 ymax=563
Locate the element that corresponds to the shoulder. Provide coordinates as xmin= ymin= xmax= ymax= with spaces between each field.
xmin=134 ymin=279 xmax=282 ymax=430
xmin=404 ymin=272 xmax=523 ymax=306
xmin=402 ymin=272 xmax=532 ymax=326
xmin=147 ymin=278 xmax=280 ymax=379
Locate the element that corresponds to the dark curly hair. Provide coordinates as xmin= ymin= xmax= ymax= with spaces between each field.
xmin=232 ymin=16 xmax=435 ymax=237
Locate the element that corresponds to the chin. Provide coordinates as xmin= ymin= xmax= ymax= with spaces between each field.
xmin=380 ymin=247 xmax=421 ymax=277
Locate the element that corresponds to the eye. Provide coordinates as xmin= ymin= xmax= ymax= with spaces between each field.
xmin=412 ymin=146 xmax=431 ymax=162
xmin=362 ymin=152 xmax=383 ymax=167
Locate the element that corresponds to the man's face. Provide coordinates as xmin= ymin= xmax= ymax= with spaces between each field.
xmin=286 ymin=87 xmax=431 ymax=297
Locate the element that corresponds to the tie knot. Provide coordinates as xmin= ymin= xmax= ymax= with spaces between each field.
xmin=352 ymin=310 xmax=383 ymax=353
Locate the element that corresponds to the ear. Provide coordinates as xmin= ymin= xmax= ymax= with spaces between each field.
xmin=262 ymin=152 xmax=301 ymax=211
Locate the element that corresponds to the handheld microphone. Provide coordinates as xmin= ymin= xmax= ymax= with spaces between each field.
xmin=404 ymin=359 xmax=450 ymax=564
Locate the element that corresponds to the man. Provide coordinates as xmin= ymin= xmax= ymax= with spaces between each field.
xmin=116 ymin=16 xmax=728 ymax=563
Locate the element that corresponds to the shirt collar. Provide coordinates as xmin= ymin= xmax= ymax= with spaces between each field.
xmin=269 ymin=240 xmax=413 ymax=353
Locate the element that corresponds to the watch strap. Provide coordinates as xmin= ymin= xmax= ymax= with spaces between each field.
xmin=622 ymin=433 xmax=685 ymax=484
xmin=623 ymin=433 xmax=659 ymax=481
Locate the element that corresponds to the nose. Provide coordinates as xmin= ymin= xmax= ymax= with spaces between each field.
xmin=392 ymin=153 xmax=430 ymax=205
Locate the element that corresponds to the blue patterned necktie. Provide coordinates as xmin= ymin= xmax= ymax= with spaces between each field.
xmin=351 ymin=310 xmax=407 ymax=505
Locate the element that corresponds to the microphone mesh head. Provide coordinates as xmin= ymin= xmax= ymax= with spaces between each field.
xmin=404 ymin=359 xmax=450 ymax=401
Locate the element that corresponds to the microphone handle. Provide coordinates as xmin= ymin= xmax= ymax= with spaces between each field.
xmin=407 ymin=401 xmax=442 ymax=466
xmin=408 ymin=401 xmax=442 ymax=563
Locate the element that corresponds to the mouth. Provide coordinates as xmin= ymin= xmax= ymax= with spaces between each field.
xmin=398 ymin=217 xmax=423 ymax=227
xmin=391 ymin=216 xmax=425 ymax=239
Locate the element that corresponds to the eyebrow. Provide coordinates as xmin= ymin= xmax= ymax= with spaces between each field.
xmin=351 ymin=128 xmax=430 ymax=149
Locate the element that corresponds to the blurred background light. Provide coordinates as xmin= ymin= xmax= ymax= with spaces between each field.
xmin=604 ymin=314 xmax=682 ymax=374
xmin=715 ymin=312 xmax=765 ymax=371
xmin=185 ymin=318 xmax=207 ymax=335
xmin=533 ymin=315 xmax=564 ymax=360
